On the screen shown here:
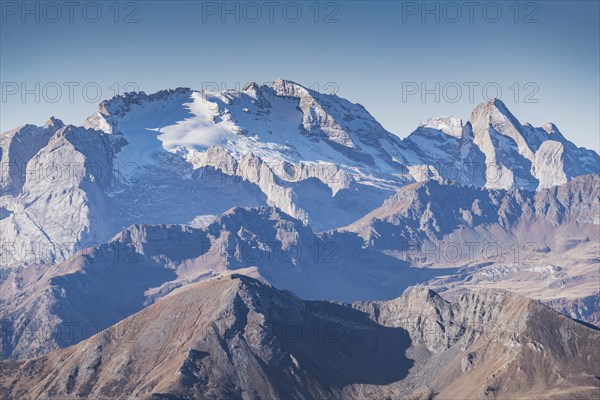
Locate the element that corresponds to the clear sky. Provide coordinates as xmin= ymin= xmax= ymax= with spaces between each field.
xmin=1 ymin=0 xmax=598 ymax=150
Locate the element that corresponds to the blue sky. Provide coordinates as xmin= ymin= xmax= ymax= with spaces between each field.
xmin=1 ymin=0 xmax=598 ymax=150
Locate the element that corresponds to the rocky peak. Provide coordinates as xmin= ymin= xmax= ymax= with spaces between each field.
xmin=98 ymin=87 xmax=192 ymax=117
xmin=241 ymin=81 xmax=262 ymax=101
xmin=271 ymin=78 xmax=311 ymax=98
xmin=470 ymin=98 xmax=514 ymax=123
xmin=541 ymin=122 xmax=559 ymax=135
xmin=469 ymin=98 xmax=525 ymax=141
xmin=108 ymin=223 xmax=207 ymax=261
xmin=0 ymin=120 xmax=66 ymax=194
xmin=418 ymin=116 xmax=463 ymax=138
xmin=208 ymin=206 xmax=311 ymax=243
xmin=43 ymin=116 xmax=64 ymax=129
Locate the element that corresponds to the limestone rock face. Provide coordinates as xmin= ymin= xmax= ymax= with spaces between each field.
xmin=534 ymin=140 xmax=567 ymax=189
xmin=465 ymin=98 xmax=598 ymax=190
xmin=0 ymin=117 xmax=64 ymax=194
xmin=0 ymin=124 xmax=126 ymax=266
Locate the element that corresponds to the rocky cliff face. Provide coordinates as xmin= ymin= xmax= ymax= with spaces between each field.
xmin=333 ymin=284 xmax=599 ymax=399
xmin=467 ymin=99 xmax=598 ymax=190
xmin=0 ymin=117 xmax=63 ymax=195
xmin=0 ymin=124 xmax=126 ymax=267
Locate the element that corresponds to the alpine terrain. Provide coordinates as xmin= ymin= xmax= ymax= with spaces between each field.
xmin=0 ymin=79 xmax=598 ymax=399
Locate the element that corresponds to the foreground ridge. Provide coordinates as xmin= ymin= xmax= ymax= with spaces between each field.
xmin=1 ymin=275 xmax=598 ymax=399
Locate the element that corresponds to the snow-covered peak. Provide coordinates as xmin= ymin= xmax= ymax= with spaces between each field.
xmin=82 ymin=84 xmax=597 ymax=192
xmin=98 ymin=87 xmax=193 ymax=117
xmin=241 ymin=81 xmax=261 ymax=97
xmin=2 ymin=81 xmax=599 ymax=269
xmin=271 ymin=78 xmax=311 ymax=98
xmin=418 ymin=116 xmax=463 ymax=138
xmin=81 ymin=80 xmax=411 ymax=172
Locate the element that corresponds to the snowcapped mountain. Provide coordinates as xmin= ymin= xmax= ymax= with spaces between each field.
xmin=83 ymin=80 xmax=412 ymax=230
xmin=1 ymin=79 xmax=598 ymax=268
xmin=82 ymin=78 xmax=599 ymax=216
xmin=403 ymin=99 xmax=599 ymax=190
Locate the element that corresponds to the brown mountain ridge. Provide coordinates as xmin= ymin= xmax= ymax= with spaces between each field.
xmin=1 ymin=274 xmax=598 ymax=400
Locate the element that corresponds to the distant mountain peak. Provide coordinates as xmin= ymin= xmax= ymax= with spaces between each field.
xmin=43 ymin=116 xmax=64 ymax=129
xmin=418 ymin=116 xmax=463 ymax=138
xmin=474 ymin=97 xmax=508 ymax=111
xmin=541 ymin=121 xmax=561 ymax=135
xmin=470 ymin=97 xmax=516 ymax=125
xmin=242 ymin=81 xmax=260 ymax=92
xmin=271 ymin=77 xmax=312 ymax=98
xmin=97 ymin=87 xmax=193 ymax=117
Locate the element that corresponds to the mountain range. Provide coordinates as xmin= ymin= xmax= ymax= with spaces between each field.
xmin=1 ymin=79 xmax=598 ymax=399
xmin=2 ymin=80 xmax=597 ymax=266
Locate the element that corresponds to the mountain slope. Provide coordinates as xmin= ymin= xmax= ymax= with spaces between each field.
xmin=1 ymin=275 xmax=598 ymax=400
xmin=344 ymin=174 xmax=599 ymax=249
xmin=0 ymin=275 xmax=416 ymax=400
xmin=342 ymin=174 xmax=600 ymax=324
xmin=0 ymin=176 xmax=600 ymax=358
xmin=355 ymin=286 xmax=600 ymax=399
xmin=2 ymin=206 xmax=450 ymax=360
